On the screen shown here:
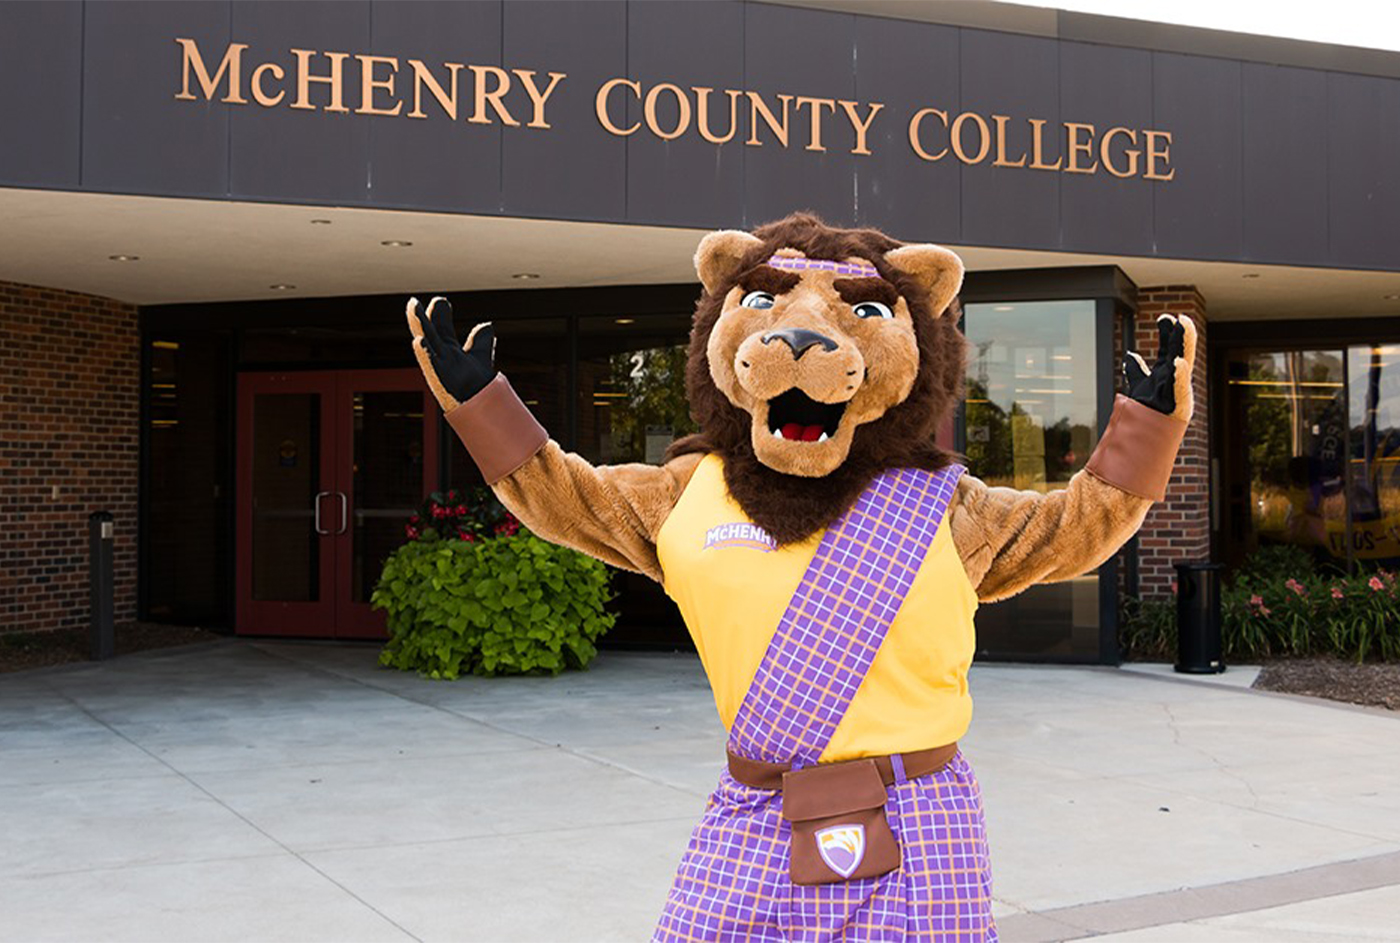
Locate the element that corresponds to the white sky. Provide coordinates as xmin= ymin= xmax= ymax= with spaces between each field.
xmin=1024 ymin=0 xmax=1400 ymax=54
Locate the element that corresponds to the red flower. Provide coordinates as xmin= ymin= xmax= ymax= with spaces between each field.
xmin=1369 ymin=576 xmax=1385 ymax=592
xmin=1331 ymin=586 xmax=1345 ymax=600
xmin=455 ymin=504 xmax=467 ymax=515
xmin=1285 ymin=578 xmax=1306 ymax=596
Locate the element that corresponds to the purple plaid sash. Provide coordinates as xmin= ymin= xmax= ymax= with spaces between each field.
xmin=726 ymin=464 xmax=965 ymax=766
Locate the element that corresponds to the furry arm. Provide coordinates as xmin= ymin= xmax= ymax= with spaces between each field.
xmin=949 ymin=393 xmax=1187 ymax=602
xmin=445 ymin=374 xmax=702 ymax=580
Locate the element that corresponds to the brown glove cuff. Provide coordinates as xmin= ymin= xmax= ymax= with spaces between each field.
xmin=445 ymin=374 xmax=549 ymax=484
xmin=1084 ymin=394 xmax=1188 ymax=502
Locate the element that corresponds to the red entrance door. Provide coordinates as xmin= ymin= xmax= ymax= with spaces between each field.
xmin=235 ymin=369 xmax=438 ymax=638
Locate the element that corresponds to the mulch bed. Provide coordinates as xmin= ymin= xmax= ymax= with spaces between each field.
xmin=0 ymin=622 xmax=221 ymax=674
xmin=1253 ymin=657 xmax=1400 ymax=711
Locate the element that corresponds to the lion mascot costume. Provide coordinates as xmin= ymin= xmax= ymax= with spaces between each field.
xmin=406 ymin=213 xmax=1195 ymax=941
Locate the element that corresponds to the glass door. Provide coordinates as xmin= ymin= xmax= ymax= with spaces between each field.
xmin=1222 ymin=344 xmax=1400 ymax=573
xmin=236 ymin=369 xmax=436 ymax=638
xmin=335 ymin=371 xmax=438 ymax=637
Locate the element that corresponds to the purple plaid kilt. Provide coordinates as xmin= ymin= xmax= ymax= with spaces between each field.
xmin=654 ymin=752 xmax=996 ymax=942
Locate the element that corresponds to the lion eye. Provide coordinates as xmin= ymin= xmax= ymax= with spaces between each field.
xmin=853 ymin=301 xmax=894 ymax=320
xmin=741 ymin=291 xmax=776 ymax=310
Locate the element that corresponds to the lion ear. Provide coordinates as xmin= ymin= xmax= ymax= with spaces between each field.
xmin=695 ymin=230 xmax=764 ymax=296
xmin=884 ymin=244 xmax=965 ymax=318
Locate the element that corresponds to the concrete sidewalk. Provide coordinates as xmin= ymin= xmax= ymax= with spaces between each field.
xmin=1 ymin=641 xmax=1396 ymax=942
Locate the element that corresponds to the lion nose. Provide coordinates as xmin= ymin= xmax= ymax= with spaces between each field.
xmin=761 ymin=328 xmax=838 ymax=360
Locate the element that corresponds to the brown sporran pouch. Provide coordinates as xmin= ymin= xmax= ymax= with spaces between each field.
xmin=782 ymin=758 xmax=899 ymax=885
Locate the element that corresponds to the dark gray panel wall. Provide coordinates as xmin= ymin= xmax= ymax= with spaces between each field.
xmin=853 ymin=15 xmax=960 ymax=245
xmin=742 ymin=3 xmax=857 ymax=227
xmin=367 ymin=1 xmax=502 ymax=214
xmin=83 ymin=1 xmax=230 ymax=197
xmin=228 ymin=1 xmax=372 ymax=205
xmin=625 ymin=0 xmax=745 ymax=228
xmin=1058 ymin=41 xmax=1154 ymax=257
xmin=5 ymin=1 xmax=1400 ymax=274
xmin=0 ymin=0 xmax=81 ymax=187
xmin=1327 ymin=72 xmax=1400 ymax=271
xmin=1151 ymin=52 xmax=1242 ymax=262
xmin=500 ymin=0 xmax=626 ymax=221
xmin=959 ymin=29 xmax=1060 ymax=250
xmin=1241 ymin=64 xmax=1328 ymax=267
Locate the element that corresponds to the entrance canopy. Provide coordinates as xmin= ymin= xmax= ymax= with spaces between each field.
xmin=1 ymin=187 xmax=1398 ymax=321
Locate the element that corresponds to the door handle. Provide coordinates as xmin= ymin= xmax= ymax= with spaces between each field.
xmin=336 ymin=492 xmax=348 ymax=535
xmin=313 ymin=491 xmax=331 ymax=535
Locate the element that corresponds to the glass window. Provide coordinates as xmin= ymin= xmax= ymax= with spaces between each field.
xmin=963 ymin=300 xmax=1103 ymax=659
xmin=145 ymin=335 xmax=231 ymax=624
xmin=577 ymin=314 xmax=695 ymax=465
xmin=1346 ymin=345 xmax=1400 ymax=567
xmin=1227 ymin=350 xmax=1348 ymax=568
xmin=448 ymin=317 xmax=569 ymax=491
xmin=577 ymin=313 xmax=694 ymax=647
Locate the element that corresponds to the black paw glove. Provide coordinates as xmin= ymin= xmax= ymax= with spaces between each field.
xmin=1124 ymin=314 xmax=1191 ymax=417
xmin=406 ymin=296 xmax=496 ymax=410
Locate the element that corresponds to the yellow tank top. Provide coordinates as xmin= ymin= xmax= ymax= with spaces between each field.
xmin=655 ymin=454 xmax=979 ymax=763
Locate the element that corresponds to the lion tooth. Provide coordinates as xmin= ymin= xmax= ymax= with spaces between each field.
xmin=772 ymin=428 xmax=783 ymax=439
xmin=818 ymin=432 xmax=829 ymax=443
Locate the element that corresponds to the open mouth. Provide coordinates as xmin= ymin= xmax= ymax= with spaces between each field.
xmin=766 ymin=388 xmax=847 ymax=443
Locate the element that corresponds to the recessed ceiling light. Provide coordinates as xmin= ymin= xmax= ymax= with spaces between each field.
xmin=108 ymin=254 xmax=139 ymax=262
xmin=512 ymin=272 xmax=541 ymax=280
xmin=310 ymin=219 xmax=332 ymax=225
xmin=381 ymin=239 xmax=412 ymax=247
xmin=1242 ymin=273 xmax=1261 ymax=279
xmin=269 ymin=284 xmax=296 ymax=291
xmin=615 ymin=318 xmax=636 ymax=325
xmin=993 ymin=305 xmax=1014 ymax=312
xmin=1385 ymin=294 xmax=1400 ymax=301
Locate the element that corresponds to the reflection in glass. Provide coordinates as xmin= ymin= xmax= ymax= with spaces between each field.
xmin=1228 ymin=350 xmax=1347 ymax=567
xmin=579 ymin=315 xmax=695 ymax=465
xmin=251 ymin=393 xmax=319 ymax=602
xmin=1347 ymin=345 xmax=1400 ymax=566
xmin=963 ymin=301 xmax=1101 ymax=658
xmin=352 ymin=392 xmax=425 ymax=603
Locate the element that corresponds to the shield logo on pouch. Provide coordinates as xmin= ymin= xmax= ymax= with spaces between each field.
xmin=815 ymin=824 xmax=866 ymax=878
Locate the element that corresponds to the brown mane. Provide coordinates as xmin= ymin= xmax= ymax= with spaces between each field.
xmin=667 ymin=212 xmax=968 ymax=545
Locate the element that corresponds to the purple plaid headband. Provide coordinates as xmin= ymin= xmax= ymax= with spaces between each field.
xmin=765 ymin=255 xmax=881 ymax=278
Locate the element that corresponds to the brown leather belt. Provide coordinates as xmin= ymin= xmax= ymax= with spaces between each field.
xmin=726 ymin=743 xmax=958 ymax=792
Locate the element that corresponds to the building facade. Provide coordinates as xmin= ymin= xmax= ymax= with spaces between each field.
xmin=2 ymin=0 xmax=1398 ymax=662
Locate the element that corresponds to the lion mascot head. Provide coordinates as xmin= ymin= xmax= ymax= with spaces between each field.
xmin=668 ymin=213 xmax=969 ymax=546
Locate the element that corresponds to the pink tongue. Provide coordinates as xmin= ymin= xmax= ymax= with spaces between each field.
xmin=781 ymin=423 xmax=824 ymax=441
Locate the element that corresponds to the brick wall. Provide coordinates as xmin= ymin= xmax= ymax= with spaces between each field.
xmin=1133 ymin=286 xmax=1209 ymax=599
xmin=0 ymin=281 xmax=140 ymax=634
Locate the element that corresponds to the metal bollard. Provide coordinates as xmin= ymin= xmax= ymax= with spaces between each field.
xmin=89 ymin=510 xmax=115 ymax=661
xmin=1175 ymin=561 xmax=1224 ymax=674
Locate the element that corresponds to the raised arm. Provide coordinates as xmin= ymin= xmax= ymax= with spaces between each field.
xmin=407 ymin=297 xmax=699 ymax=581
xmin=950 ymin=314 xmax=1197 ymax=602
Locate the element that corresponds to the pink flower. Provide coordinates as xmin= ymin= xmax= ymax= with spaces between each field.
xmin=455 ymin=504 xmax=467 ymax=515
xmin=1259 ymin=604 xmax=1272 ymax=616
xmin=1331 ymin=586 xmax=1345 ymax=600
xmin=1249 ymin=594 xmax=1263 ymax=606
xmin=1170 ymin=580 xmax=1178 ymax=595
xmin=1369 ymin=576 xmax=1385 ymax=592
xmin=1285 ymin=578 xmax=1306 ymax=595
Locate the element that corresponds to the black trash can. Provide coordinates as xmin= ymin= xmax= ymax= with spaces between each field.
xmin=1175 ymin=561 xmax=1224 ymax=674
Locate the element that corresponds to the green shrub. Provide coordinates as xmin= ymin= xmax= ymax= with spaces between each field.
xmin=1118 ymin=594 xmax=1177 ymax=661
xmin=372 ymin=533 xmax=616 ymax=679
